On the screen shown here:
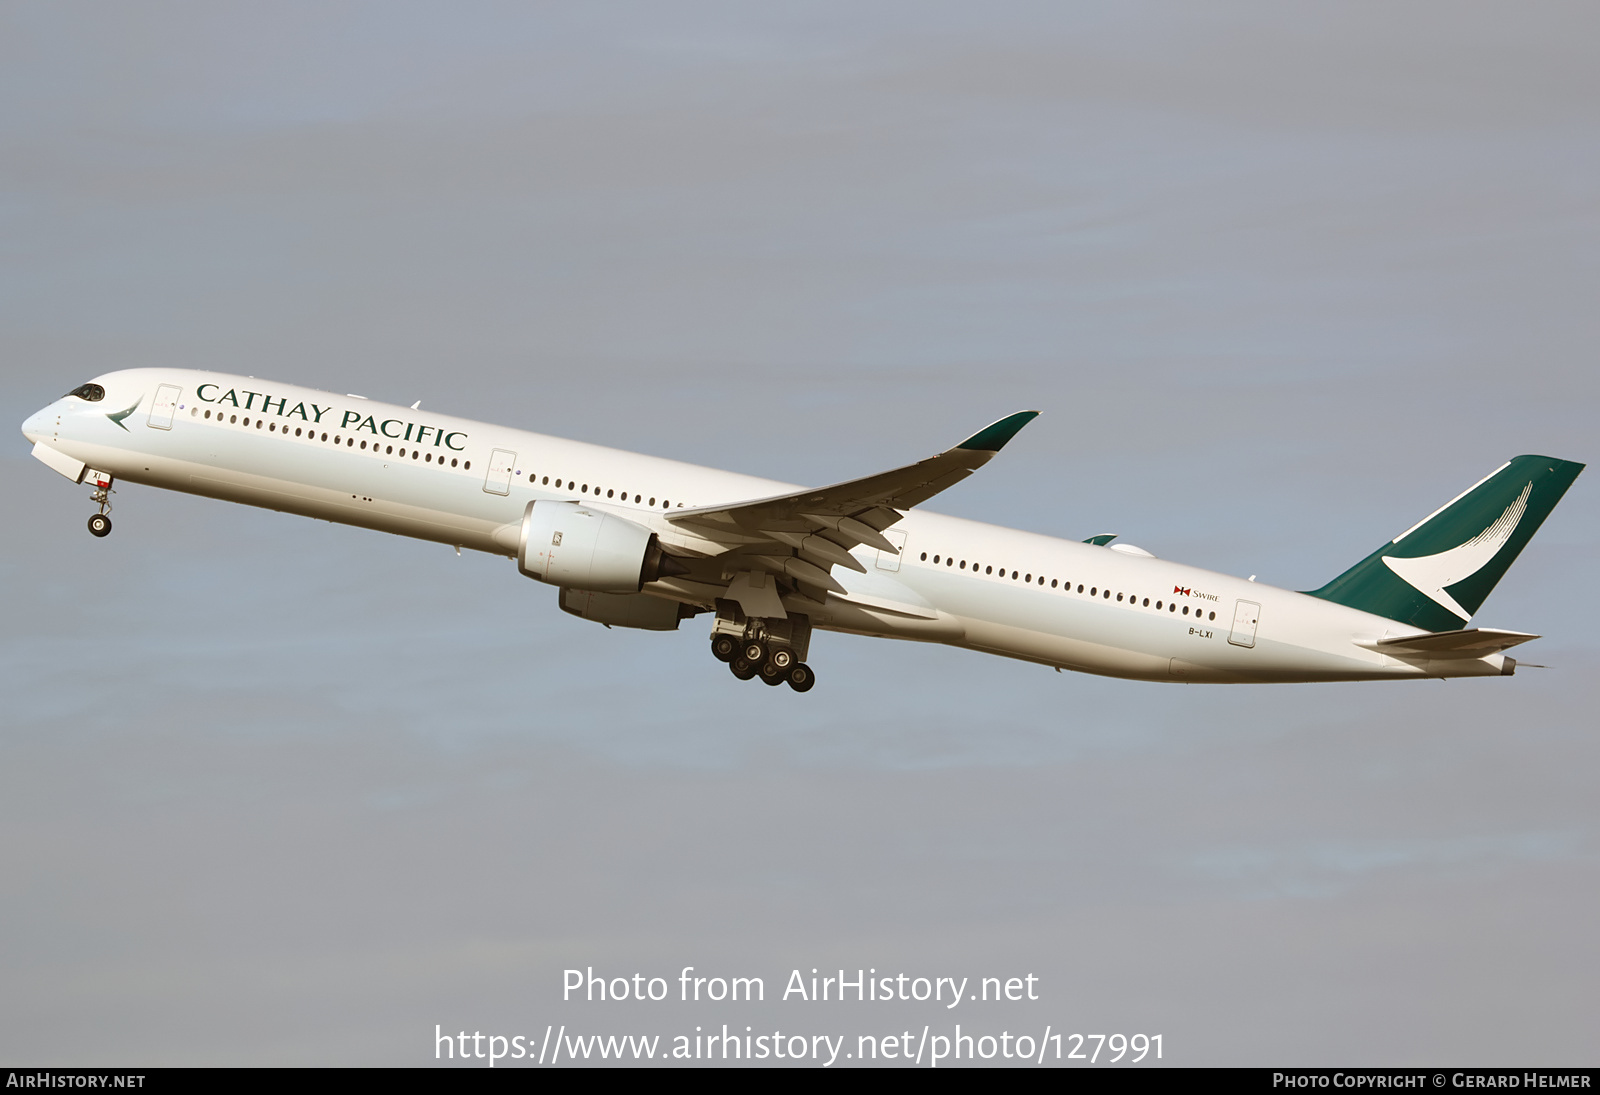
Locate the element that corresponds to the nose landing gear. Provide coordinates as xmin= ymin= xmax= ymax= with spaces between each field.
xmin=86 ymin=476 xmax=115 ymax=537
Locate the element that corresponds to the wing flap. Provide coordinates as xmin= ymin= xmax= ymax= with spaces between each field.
xmin=663 ymin=411 xmax=1038 ymax=600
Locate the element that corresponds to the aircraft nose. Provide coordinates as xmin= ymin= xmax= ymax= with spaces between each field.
xmin=21 ymin=406 xmax=49 ymax=444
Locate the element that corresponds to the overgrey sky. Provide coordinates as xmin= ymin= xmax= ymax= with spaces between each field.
xmin=2 ymin=2 xmax=1595 ymax=1066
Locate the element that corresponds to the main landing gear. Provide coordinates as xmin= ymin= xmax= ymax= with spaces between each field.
xmin=709 ymin=602 xmax=816 ymax=693
xmin=86 ymin=474 xmax=115 ymax=537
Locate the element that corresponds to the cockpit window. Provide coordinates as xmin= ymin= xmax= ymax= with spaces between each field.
xmin=66 ymin=383 xmax=105 ymax=402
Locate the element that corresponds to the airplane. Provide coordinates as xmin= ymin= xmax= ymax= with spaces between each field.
xmin=21 ymin=368 xmax=1583 ymax=692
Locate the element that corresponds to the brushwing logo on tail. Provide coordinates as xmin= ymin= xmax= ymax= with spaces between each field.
xmin=1382 ymin=483 xmax=1531 ymax=620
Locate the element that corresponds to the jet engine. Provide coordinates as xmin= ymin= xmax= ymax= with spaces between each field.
xmin=517 ymin=500 xmax=688 ymax=593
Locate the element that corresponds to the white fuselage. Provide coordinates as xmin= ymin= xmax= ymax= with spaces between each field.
xmin=23 ymin=369 xmax=1511 ymax=683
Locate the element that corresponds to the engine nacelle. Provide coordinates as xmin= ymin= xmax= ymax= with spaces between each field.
xmin=517 ymin=500 xmax=685 ymax=593
xmin=560 ymin=588 xmax=688 ymax=631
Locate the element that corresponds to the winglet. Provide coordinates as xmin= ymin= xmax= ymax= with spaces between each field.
xmin=956 ymin=410 xmax=1039 ymax=452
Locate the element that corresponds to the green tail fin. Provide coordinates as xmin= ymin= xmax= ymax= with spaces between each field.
xmin=1306 ymin=455 xmax=1584 ymax=631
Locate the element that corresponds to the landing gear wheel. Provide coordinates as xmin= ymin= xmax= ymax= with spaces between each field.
xmin=711 ymin=635 xmax=739 ymax=663
xmin=759 ymin=660 xmax=786 ymax=686
xmin=88 ymin=514 xmax=112 ymax=538
xmin=786 ymin=663 xmax=815 ymax=693
xmin=742 ymin=639 xmax=768 ymax=665
xmin=768 ymin=647 xmax=795 ymax=671
xmin=730 ymin=657 xmax=759 ymax=681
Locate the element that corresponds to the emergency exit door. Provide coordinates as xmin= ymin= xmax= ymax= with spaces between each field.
xmin=483 ymin=449 xmax=516 ymax=495
xmin=1228 ymin=600 xmax=1261 ymax=648
xmin=147 ymin=385 xmax=181 ymax=430
xmin=876 ymin=528 xmax=907 ymax=572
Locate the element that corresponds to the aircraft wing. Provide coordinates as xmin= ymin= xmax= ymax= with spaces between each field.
xmin=665 ymin=411 xmax=1038 ymax=598
xmin=1358 ymin=628 xmax=1539 ymax=659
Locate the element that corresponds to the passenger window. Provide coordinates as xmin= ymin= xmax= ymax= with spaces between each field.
xmin=1183 ymin=606 xmax=1190 ymax=615
xmin=1117 ymin=593 xmax=1123 ymax=601
xmin=464 ymin=461 xmax=471 ymax=469
xmin=1051 ymin=579 xmax=1057 ymax=588
xmin=1090 ymin=587 xmax=1096 ymax=596
xmin=933 ymin=555 xmax=941 ymax=564
xmin=1143 ymin=598 xmax=1150 ymax=607
xmin=1209 ymin=611 xmax=1216 ymax=620
xmin=920 ymin=552 xmax=928 ymax=561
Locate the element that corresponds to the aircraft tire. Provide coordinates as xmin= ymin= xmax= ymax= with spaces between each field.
xmin=759 ymin=659 xmax=786 ymax=685
xmin=787 ymin=663 xmax=815 ymax=693
xmin=742 ymin=639 xmax=768 ymax=665
xmin=710 ymin=635 xmax=739 ymax=663
xmin=768 ymin=647 xmax=795 ymax=671
xmin=730 ymin=657 xmax=759 ymax=681
xmin=88 ymin=514 xmax=112 ymax=537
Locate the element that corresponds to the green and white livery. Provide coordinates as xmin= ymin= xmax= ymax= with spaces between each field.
xmin=22 ymin=370 xmax=1584 ymax=691
xmin=1307 ymin=456 xmax=1582 ymax=632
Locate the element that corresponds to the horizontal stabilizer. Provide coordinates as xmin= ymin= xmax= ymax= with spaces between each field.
xmin=1358 ymin=628 xmax=1539 ymax=659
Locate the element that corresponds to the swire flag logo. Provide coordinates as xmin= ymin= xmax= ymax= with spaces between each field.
xmin=1173 ymin=586 xmax=1191 ymax=596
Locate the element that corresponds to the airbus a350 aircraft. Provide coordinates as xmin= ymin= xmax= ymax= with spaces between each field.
xmin=22 ymin=370 xmax=1582 ymax=692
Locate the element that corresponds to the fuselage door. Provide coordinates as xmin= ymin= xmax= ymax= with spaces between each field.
xmin=147 ymin=385 xmax=181 ymax=430
xmin=876 ymin=528 xmax=907 ymax=572
xmin=484 ymin=448 xmax=516 ymax=495
xmin=1228 ymin=599 xmax=1261 ymax=648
